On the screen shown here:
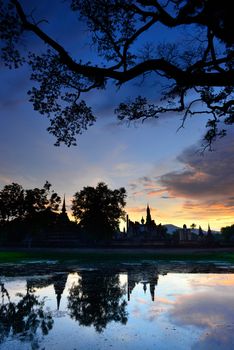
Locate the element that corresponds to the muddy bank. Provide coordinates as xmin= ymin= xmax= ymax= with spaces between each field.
xmin=1 ymin=258 xmax=234 ymax=277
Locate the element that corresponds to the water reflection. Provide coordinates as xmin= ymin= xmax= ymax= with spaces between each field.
xmin=169 ymin=290 xmax=234 ymax=349
xmin=0 ymin=262 xmax=234 ymax=349
xmin=27 ymin=274 xmax=68 ymax=310
xmin=67 ymin=271 xmax=127 ymax=332
xmin=0 ymin=282 xmax=53 ymax=348
xmin=127 ymin=266 xmax=158 ymax=301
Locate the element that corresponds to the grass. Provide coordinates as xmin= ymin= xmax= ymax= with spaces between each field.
xmin=0 ymin=249 xmax=234 ymax=264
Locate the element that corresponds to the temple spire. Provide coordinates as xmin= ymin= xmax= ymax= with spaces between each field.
xmin=146 ymin=204 xmax=152 ymax=225
xmin=62 ymin=194 xmax=66 ymax=214
xmin=59 ymin=194 xmax=69 ymax=223
xmin=207 ymin=224 xmax=212 ymax=235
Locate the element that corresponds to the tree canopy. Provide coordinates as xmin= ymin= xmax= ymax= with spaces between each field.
xmin=67 ymin=270 xmax=127 ymax=332
xmin=0 ymin=283 xmax=53 ymax=346
xmin=0 ymin=0 xmax=233 ymax=148
xmin=221 ymin=225 xmax=234 ymax=242
xmin=72 ymin=182 xmax=126 ymax=240
xmin=0 ymin=181 xmax=61 ymax=222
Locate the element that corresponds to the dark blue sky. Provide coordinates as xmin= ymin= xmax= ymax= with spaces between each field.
xmin=1 ymin=0 xmax=233 ymax=230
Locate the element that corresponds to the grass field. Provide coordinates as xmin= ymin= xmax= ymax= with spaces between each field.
xmin=0 ymin=248 xmax=234 ymax=264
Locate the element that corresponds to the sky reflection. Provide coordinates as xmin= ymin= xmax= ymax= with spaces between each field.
xmin=0 ymin=268 xmax=233 ymax=350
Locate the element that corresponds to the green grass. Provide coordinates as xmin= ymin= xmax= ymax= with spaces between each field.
xmin=0 ymin=249 xmax=234 ymax=264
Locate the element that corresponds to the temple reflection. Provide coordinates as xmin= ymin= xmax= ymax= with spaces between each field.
xmin=127 ymin=267 xmax=159 ymax=301
xmin=27 ymin=273 xmax=68 ymax=310
xmin=1 ymin=263 xmax=234 ymax=349
xmin=67 ymin=270 xmax=128 ymax=332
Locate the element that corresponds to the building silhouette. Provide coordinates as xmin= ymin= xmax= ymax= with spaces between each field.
xmin=126 ymin=205 xmax=166 ymax=240
xmin=126 ymin=267 xmax=159 ymax=301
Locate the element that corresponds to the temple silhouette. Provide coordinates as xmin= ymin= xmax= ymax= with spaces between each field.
xmin=126 ymin=204 xmax=166 ymax=240
xmin=127 ymin=266 xmax=159 ymax=301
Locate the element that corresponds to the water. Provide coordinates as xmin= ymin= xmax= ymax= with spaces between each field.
xmin=0 ymin=261 xmax=234 ymax=349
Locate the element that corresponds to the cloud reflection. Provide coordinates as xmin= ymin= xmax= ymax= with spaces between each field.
xmin=169 ymin=290 xmax=234 ymax=349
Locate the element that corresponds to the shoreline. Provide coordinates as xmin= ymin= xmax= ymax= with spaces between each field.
xmin=1 ymin=246 xmax=234 ymax=254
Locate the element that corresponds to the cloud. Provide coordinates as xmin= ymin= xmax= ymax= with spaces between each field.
xmin=129 ymin=183 xmax=138 ymax=191
xmin=159 ymin=132 xmax=234 ymax=200
xmin=128 ymin=176 xmax=167 ymax=198
xmin=147 ymin=189 xmax=167 ymax=197
xmin=190 ymin=274 xmax=234 ymax=288
xmin=192 ymin=327 xmax=234 ymax=350
xmin=126 ymin=130 xmax=234 ymax=228
xmin=169 ymin=291 xmax=234 ymax=350
xmin=138 ymin=176 xmax=153 ymax=186
xmin=127 ymin=206 xmax=153 ymax=214
xmin=170 ymin=291 xmax=234 ymax=328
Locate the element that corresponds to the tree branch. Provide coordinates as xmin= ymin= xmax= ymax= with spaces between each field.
xmin=12 ymin=0 xmax=234 ymax=88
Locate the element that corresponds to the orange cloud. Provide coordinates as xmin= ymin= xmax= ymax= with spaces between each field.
xmin=127 ymin=133 xmax=234 ymax=230
xmin=147 ymin=189 xmax=166 ymax=197
xmin=190 ymin=274 xmax=234 ymax=287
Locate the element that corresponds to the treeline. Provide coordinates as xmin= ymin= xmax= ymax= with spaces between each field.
xmin=0 ymin=181 xmax=126 ymax=245
xmin=0 ymin=181 xmax=64 ymax=244
xmin=0 ymin=181 xmax=60 ymax=222
xmin=221 ymin=225 xmax=234 ymax=243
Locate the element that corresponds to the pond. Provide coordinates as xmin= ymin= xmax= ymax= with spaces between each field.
xmin=0 ymin=260 xmax=234 ymax=349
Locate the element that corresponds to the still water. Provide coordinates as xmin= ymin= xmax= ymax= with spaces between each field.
xmin=0 ymin=261 xmax=234 ymax=349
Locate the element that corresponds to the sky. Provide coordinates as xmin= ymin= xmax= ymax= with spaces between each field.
xmin=0 ymin=0 xmax=234 ymax=231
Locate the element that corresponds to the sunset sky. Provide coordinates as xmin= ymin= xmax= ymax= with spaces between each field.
xmin=0 ymin=0 xmax=234 ymax=231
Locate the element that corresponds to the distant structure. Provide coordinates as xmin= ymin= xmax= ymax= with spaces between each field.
xmin=126 ymin=205 xmax=166 ymax=240
xmin=124 ymin=204 xmax=215 ymax=245
xmin=54 ymin=274 xmax=68 ymax=310
xmin=58 ymin=195 xmax=70 ymax=224
xmin=206 ymin=224 xmax=214 ymax=244
xmin=127 ymin=267 xmax=159 ymax=301
xmin=178 ymin=224 xmax=195 ymax=241
xmin=177 ymin=223 xmax=214 ymax=243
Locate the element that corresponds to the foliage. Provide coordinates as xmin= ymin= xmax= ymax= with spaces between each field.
xmin=24 ymin=181 xmax=61 ymax=216
xmin=0 ymin=181 xmax=61 ymax=222
xmin=0 ymin=0 xmax=233 ymax=147
xmin=221 ymin=225 xmax=234 ymax=242
xmin=0 ymin=283 xmax=53 ymax=346
xmin=0 ymin=183 xmax=24 ymax=221
xmin=0 ymin=181 xmax=61 ymax=243
xmin=190 ymin=223 xmax=196 ymax=230
xmin=72 ymin=182 xmax=126 ymax=240
xmin=67 ymin=270 xmax=127 ymax=332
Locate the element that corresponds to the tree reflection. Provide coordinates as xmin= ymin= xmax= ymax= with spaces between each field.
xmin=0 ymin=283 xmax=53 ymax=347
xmin=67 ymin=271 xmax=128 ymax=332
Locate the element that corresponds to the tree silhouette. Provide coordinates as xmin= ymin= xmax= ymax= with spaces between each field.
xmin=190 ymin=223 xmax=196 ymax=231
xmin=67 ymin=270 xmax=128 ymax=332
xmin=0 ymin=181 xmax=60 ymax=222
xmin=221 ymin=225 xmax=234 ymax=243
xmin=0 ymin=1 xmax=233 ymax=147
xmin=72 ymin=182 xmax=126 ymax=241
xmin=0 ymin=183 xmax=24 ymax=222
xmin=0 ymin=283 xmax=53 ymax=347
xmin=0 ymin=181 xmax=61 ymax=243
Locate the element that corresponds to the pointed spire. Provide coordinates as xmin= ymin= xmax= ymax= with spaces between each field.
xmin=62 ymin=194 xmax=66 ymax=214
xmin=146 ymin=204 xmax=152 ymax=225
xmin=54 ymin=274 xmax=68 ymax=311
xmin=60 ymin=194 xmax=70 ymax=223
xmin=57 ymin=293 xmax=62 ymax=310
xmin=150 ymin=282 xmax=155 ymax=302
xmin=207 ymin=224 xmax=212 ymax=235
